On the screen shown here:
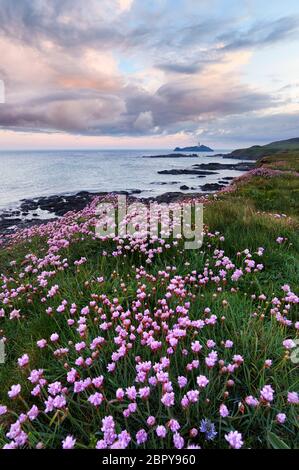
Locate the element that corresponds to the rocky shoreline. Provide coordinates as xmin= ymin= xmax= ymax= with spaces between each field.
xmin=142 ymin=153 xmax=199 ymax=158
xmin=0 ymin=189 xmax=211 ymax=235
xmin=0 ymin=157 xmax=256 ymax=235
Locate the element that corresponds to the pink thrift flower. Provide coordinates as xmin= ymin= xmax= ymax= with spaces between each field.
xmin=27 ymin=405 xmax=39 ymax=421
xmin=88 ymin=392 xmax=103 ymax=407
xmin=207 ymin=339 xmax=216 ymax=348
xmin=287 ymin=392 xmax=299 ymax=404
xmin=161 ymin=392 xmax=175 ymax=407
xmin=177 ymin=376 xmax=187 ymax=388
xmin=62 ymin=435 xmax=76 ymax=449
xmin=126 ymin=386 xmax=137 ymax=401
xmin=156 ymin=425 xmax=167 ymax=438
xmin=197 ymin=375 xmax=209 ymax=388
xmin=17 ymin=354 xmax=29 ymax=368
xmin=8 ymin=384 xmax=21 ymax=399
xmin=220 ymin=404 xmax=229 ymax=417
xmin=173 ymin=433 xmax=184 ymax=449
xmin=0 ymin=405 xmax=7 ymax=415
xmin=50 ymin=333 xmax=59 ymax=342
xmin=128 ymin=402 xmax=137 ymax=413
xmin=139 ymin=387 xmax=150 ymax=400
xmin=168 ymin=419 xmax=180 ymax=432
xmin=282 ymin=339 xmax=296 ymax=350
xmin=205 ymin=350 xmax=218 ymax=368
xmin=37 ymin=339 xmax=47 ymax=348
xmin=92 ymin=376 xmax=104 ymax=388
xmin=245 ymin=395 xmax=259 ymax=407
xmin=191 ymin=341 xmax=202 ymax=353
xmin=96 ymin=440 xmax=107 ymax=449
xmin=233 ymin=354 xmax=244 ymax=365
xmin=260 ymin=385 xmax=274 ymax=402
xmin=147 ymin=416 xmax=156 ymax=427
xmin=186 ymin=390 xmax=199 ymax=403
xmin=225 ymin=430 xmax=244 ymax=449
xmin=116 ymin=388 xmax=125 ymax=400
xmin=276 ymin=413 xmax=286 ymax=424
xmin=75 ymin=341 xmax=86 ymax=352
xmin=136 ymin=429 xmax=148 ymax=445
xmin=28 ymin=369 xmax=44 ymax=384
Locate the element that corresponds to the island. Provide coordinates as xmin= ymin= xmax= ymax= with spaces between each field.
xmin=174 ymin=143 xmax=213 ymax=152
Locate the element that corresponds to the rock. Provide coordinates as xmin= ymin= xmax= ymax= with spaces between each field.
xmin=153 ymin=192 xmax=195 ymax=203
xmin=150 ymin=181 xmax=179 ymax=185
xmin=158 ymin=169 xmax=216 ymax=176
xmin=180 ymin=185 xmax=189 ymax=190
xmin=200 ymin=183 xmax=226 ymax=192
xmin=192 ymin=162 xmax=255 ymax=171
xmin=127 ymin=189 xmax=142 ymax=194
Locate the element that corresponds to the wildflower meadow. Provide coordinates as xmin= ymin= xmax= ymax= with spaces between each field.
xmin=0 ymin=152 xmax=298 ymax=450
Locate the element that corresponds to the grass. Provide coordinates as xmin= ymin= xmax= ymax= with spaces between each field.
xmin=229 ymin=138 xmax=299 ymax=160
xmin=0 ymin=150 xmax=298 ymax=449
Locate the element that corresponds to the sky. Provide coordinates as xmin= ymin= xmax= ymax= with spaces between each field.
xmin=0 ymin=0 xmax=299 ymax=150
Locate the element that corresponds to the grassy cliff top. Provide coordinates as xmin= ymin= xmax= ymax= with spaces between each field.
xmin=227 ymin=137 xmax=299 ymax=160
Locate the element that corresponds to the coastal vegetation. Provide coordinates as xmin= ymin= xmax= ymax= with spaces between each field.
xmin=224 ymin=137 xmax=299 ymax=160
xmin=0 ymin=147 xmax=298 ymax=449
xmin=174 ymin=144 xmax=213 ymax=152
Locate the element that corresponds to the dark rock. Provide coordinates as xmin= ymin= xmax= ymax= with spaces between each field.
xmin=180 ymin=185 xmax=189 ymax=190
xmin=20 ymin=200 xmax=39 ymax=211
xmin=153 ymin=192 xmax=196 ymax=203
xmin=150 ymin=181 xmax=179 ymax=185
xmin=200 ymin=183 xmax=226 ymax=192
xmin=192 ymin=162 xmax=255 ymax=171
xmin=128 ymin=189 xmax=142 ymax=194
xmin=158 ymin=169 xmax=216 ymax=176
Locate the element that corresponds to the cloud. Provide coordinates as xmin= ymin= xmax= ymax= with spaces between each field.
xmin=0 ymin=0 xmax=298 ymax=143
xmin=156 ymin=61 xmax=203 ymax=75
xmin=118 ymin=0 xmax=134 ymax=12
xmin=219 ymin=16 xmax=299 ymax=51
xmin=194 ymin=111 xmax=299 ymax=144
xmin=133 ymin=111 xmax=154 ymax=131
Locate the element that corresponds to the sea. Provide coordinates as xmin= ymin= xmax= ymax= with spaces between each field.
xmin=0 ymin=148 xmax=247 ymax=212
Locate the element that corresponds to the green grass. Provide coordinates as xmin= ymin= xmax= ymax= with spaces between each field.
xmin=229 ymin=137 xmax=299 ymax=159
